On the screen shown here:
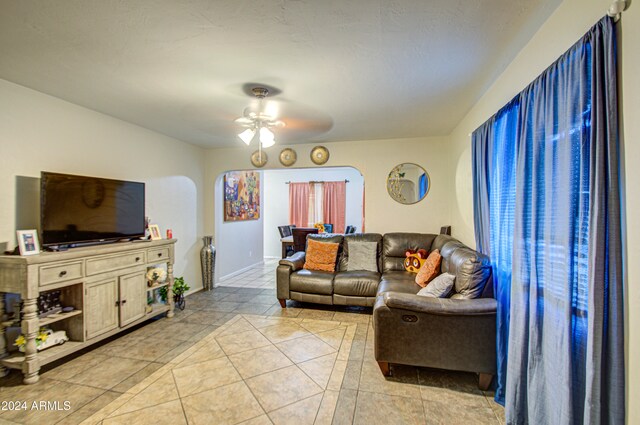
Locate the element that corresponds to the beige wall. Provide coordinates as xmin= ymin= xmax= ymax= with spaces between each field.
xmin=214 ymin=171 xmax=264 ymax=281
xmin=446 ymin=0 xmax=639 ymax=422
xmin=0 ymin=79 xmax=207 ymax=293
xmin=204 ymin=136 xmax=454 ymax=239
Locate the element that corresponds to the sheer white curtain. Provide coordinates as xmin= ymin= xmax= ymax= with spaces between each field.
xmin=307 ymin=183 xmax=323 ymax=226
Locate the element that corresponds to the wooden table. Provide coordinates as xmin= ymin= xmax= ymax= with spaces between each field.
xmin=280 ymin=236 xmax=293 ymax=259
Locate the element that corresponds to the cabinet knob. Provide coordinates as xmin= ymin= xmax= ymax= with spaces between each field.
xmin=121 ymin=299 xmax=127 ymax=305
xmin=115 ymin=301 xmax=120 ymax=307
xmin=157 ymin=253 xmax=162 ymax=257
xmin=59 ymin=270 xmax=67 ymax=277
xmin=135 ymin=257 xmax=141 ymax=262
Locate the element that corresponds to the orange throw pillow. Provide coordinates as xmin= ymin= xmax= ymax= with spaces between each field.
xmin=304 ymin=239 xmax=340 ymax=272
xmin=415 ymin=249 xmax=442 ymax=287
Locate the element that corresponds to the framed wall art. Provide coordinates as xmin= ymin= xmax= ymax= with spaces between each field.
xmin=224 ymin=171 xmax=261 ymax=221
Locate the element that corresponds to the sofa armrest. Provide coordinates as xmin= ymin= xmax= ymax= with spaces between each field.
xmin=373 ymin=292 xmax=497 ymax=375
xmin=277 ymin=251 xmax=306 ymax=301
xmin=279 ymin=251 xmax=306 ymax=271
xmin=381 ymin=292 xmax=496 ymax=316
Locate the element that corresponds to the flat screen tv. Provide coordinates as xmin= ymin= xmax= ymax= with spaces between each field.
xmin=41 ymin=172 xmax=145 ymax=248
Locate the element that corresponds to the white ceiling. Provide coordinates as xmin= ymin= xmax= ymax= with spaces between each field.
xmin=0 ymin=0 xmax=560 ymax=148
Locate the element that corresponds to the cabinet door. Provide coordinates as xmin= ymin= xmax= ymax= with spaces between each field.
xmin=119 ymin=272 xmax=146 ymax=327
xmin=86 ymin=279 xmax=119 ymax=340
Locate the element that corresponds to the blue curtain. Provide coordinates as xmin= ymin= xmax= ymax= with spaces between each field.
xmin=472 ymin=100 xmax=520 ymax=405
xmin=472 ymin=17 xmax=624 ymax=424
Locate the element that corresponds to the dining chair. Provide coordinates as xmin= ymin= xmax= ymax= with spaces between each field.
xmin=278 ymin=225 xmax=292 ymax=238
xmin=292 ymin=227 xmax=319 ymax=252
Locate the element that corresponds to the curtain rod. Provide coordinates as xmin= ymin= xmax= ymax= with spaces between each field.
xmin=285 ymin=179 xmax=350 ymax=184
xmin=608 ymin=0 xmax=629 ymax=21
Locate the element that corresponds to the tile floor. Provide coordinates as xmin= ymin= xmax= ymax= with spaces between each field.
xmin=0 ymin=261 xmax=506 ymax=425
xmin=218 ymin=259 xmax=278 ymax=289
xmin=83 ymin=314 xmax=358 ymax=424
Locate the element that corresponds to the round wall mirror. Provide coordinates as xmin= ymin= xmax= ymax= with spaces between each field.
xmin=386 ymin=163 xmax=430 ymax=204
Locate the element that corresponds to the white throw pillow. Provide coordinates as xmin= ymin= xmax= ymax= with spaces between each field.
xmin=417 ymin=272 xmax=456 ymax=298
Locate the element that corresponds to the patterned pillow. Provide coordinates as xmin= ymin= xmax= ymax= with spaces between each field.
xmin=415 ymin=249 xmax=442 ymax=287
xmin=304 ymin=239 xmax=340 ymax=272
xmin=417 ymin=272 xmax=455 ymax=298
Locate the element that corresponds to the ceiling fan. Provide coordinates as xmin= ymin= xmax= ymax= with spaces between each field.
xmin=234 ymin=87 xmax=285 ymax=148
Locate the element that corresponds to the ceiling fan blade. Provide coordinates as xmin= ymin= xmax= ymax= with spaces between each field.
xmin=234 ymin=117 xmax=254 ymax=125
xmin=257 ymin=112 xmax=276 ymax=121
xmin=243 ymin=106 xmax=260 ymax=119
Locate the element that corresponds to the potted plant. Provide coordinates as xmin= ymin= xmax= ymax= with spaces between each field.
xmin=159 ymin=276 xmax=190 ymax=310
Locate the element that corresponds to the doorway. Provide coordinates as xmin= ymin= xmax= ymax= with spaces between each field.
xmin=214 ymin=167 xmax=364 ymax=285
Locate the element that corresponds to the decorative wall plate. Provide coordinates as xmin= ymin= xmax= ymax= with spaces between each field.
xmin=279 ymin=148 xmax=297 ymax=167
xmin=310 ymin=146 xmax=330 ymax=165
xmin=250 ymin=150 xmax=268 ymax=168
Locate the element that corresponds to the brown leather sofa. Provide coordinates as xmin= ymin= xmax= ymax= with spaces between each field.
xmin=277 ymin=232 xmax=383 ymax=307
xmin=276 ymin=232 xmax=496 ymax=389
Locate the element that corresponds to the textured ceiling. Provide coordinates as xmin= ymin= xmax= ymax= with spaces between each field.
xmin=0 ymin=0 xmax=560 ymax=148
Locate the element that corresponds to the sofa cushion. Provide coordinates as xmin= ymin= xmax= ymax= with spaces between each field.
xmin=308 ymin=233 xmax=344 ymax=244
xmin=334 ymin=271 xmax=381 ymax=297
xmin=347 ymin=241 xmax=379 ymax=272
xmin=431 ymin=234 xmax=459 ymax=252
xmin=415 ymin=249 xmax=442 ymax=287
xmin=378 ymin=271 xmax=422 ymax=295
xmin=439 ymin=240 xmax=466 ymax=273
xmin=339 ymin=233 xmax=382 ymax=272
xmin=304 ymin=239 xmax=340 ymax=272
xmin=290 ymin=269 xmax=334 ymax=295
xmin=382 ymin=233 xmax=437 ymax=272
xmin=381 ymin=270 xmax=416 ymax=283
xmin=445 ymin=246 xmax=491 ymax=299
xmin=417 ymin=272 xmax=455 ymax=298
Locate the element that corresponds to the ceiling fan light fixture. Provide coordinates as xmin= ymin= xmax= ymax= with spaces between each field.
xmin=235 ymin=86 xmax=283 ymax=149
xmin=238 ymin=128 xmax=256 ymax=145
xmin=259 ymin=127 xmax=275 ymax=148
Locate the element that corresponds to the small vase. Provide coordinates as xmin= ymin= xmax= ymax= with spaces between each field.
xmin=200 ymin=236 xmax=216 ymax=291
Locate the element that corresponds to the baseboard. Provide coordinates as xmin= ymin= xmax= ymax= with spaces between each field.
xmin=217 ymin=260 xmax=264 ymax=282
xmin=185 ymin=287 xmax=203 ymax=297
xmin=263 ymin=256 xmax=280 ymax=259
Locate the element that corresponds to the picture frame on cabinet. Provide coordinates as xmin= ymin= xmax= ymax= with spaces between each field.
xmin=148 ymin=224 xmax=162 ymax=240
xmin=17 ymin=229 xmax=40 ymax=256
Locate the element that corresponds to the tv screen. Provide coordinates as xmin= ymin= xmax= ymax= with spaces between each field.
xmin=41 ymin=172 xmax=145 ymax=247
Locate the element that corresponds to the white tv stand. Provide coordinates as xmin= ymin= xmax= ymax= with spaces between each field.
xmin=0 ymin=239 xmax=176 ymax=384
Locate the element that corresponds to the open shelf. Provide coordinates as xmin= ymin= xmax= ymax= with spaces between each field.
xmin=146 ymin=303 xmax=169 ymax=318
xmin=1 ymin=341 xmax=84 ymax=369
xmin=146 ymin=282 xmax=169 ymax=292
xmin=39 ymin=310 xmax=83 ymax=326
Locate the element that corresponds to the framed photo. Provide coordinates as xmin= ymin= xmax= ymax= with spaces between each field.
xmin=17 ymin=230 xmax=40 ymax=256
xmin=148 ymin=224 xmax=162 ymax=240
